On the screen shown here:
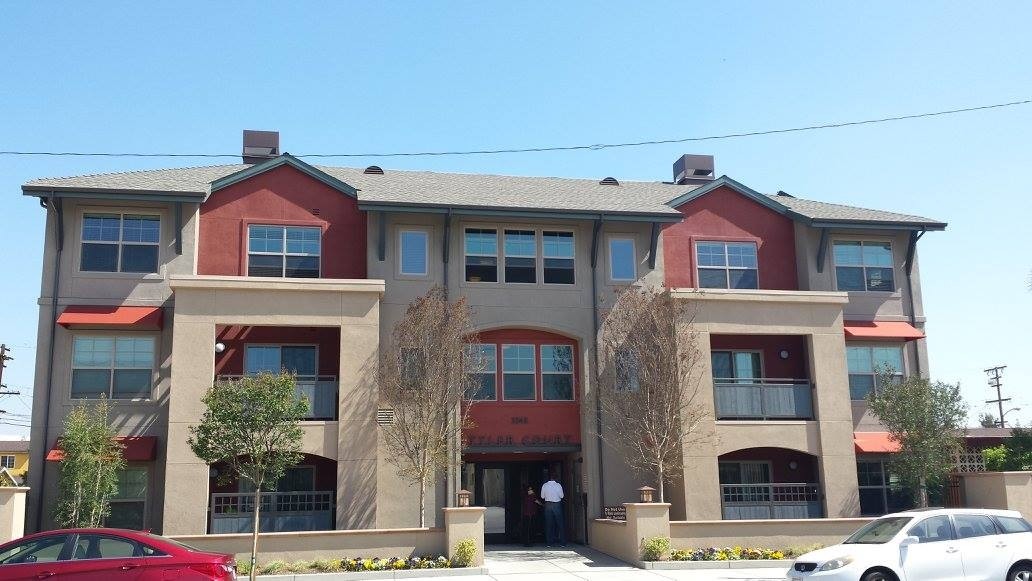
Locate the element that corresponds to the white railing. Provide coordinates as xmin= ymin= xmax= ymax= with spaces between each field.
xmin=210 ymin=491 xmax=334 ymax=533
xmin=217 ymin=375 xmax=338 ymax=420
xmin=721 ymin=482 xmax=823 ymax=519
xmin=714 ymin=379 xmax=813 ymax=420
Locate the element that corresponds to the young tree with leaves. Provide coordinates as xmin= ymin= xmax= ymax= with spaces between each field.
xmin=868 ymin=375 xmax=967 ymax=507
xmin=378 ymin=286 xmax=480 ymax=527
xmin=53 ymin=397 xmax=125 ymax=528
xmin=189 ymin=372 xmax=307 ymax=581
xmin=979 ymin=412 xmax=1000 ymax=428
xmin=597 ymin=287 xmax=706 ymax=502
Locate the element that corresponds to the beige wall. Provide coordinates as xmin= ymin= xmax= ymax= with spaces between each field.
xmin=0 ymin=487 xmax=28 ymax=543
xmin=670 ymin=517 xmax=873 ymax=550
xmin=960 ymin=471 xmax=1032 ymax=519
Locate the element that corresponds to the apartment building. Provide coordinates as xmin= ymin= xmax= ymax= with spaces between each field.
xmin=22 ymin=131 xmax=945 ymax=542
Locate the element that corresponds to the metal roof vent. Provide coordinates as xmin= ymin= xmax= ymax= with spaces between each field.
xmin=376 ymin=408 xmax=395 ymax=426
xmin=363 ymin=165 xmax=384 ymax=175
xmin=673 ymin=154 xmax=715 ymax=185
xmin=599 ymin=177 xmax=620 ymax=186
xmin=776 ymin=190 xmax=795 ymax=198
xmin=242 ymin=130 xmax=280 ymax=164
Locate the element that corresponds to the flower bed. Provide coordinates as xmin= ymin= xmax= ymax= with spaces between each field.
xmin=239 ymin=555 xmax=455 ymax=575
xmin=670 ymin=546 xmax=785 ymax=561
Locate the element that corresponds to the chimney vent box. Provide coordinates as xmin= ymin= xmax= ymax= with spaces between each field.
xmin=242 ymin=130 xmax=280 ymax=164
xmin=673 ymin=154 xmax=715 ymax=185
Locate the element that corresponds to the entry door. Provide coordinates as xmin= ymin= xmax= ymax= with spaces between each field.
xmin=480 ymin=467 xmax=507 ymax=541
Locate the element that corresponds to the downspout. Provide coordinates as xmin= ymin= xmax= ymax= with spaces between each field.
xmin=904 ymin=230 xmax=926 ymax=378
xmin=442 ymin=208 xmax=455 ymax=513
xmin=36 ymin=195 xmax=63 ymax=531
xmin=589 ymin=217 xmax=604 ymax=515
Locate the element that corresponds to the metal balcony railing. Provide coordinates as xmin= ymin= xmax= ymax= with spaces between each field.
xmin=720 ymin=482 xmax=823 ymax=520
xmin=216 ymin=375 xmax=338 ymax=421
xmin=713 ymin=378 xmax=813 ymax=420
xmin=210 ymin=491 xmax=334 ymax=533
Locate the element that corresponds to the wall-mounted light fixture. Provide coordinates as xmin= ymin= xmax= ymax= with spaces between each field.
xmin=779 ymin=349 xmax=790 ymax=360
xmin=788 ymin=461 xmax=798 ymax=470
xmin=215 ymin=342 xmax=226 ymax=353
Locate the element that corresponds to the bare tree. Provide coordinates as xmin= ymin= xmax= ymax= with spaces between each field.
xmin=378 ymin=287 xmax=480 ymax=526
xmin=597 ymin=286 xmax=707 ymax=502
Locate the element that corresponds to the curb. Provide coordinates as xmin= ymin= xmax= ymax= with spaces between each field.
xmin=637 ymin=559 xmax=789 ymax=570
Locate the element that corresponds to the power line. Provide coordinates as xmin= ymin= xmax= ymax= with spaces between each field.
xmin=0 ymin=98 xmax=1028 ymax=159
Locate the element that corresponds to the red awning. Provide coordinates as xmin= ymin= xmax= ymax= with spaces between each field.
xmin=57 ymin=306 xmax=163 ymax=330
xmin=844 ymin=321 xmax=924 ymax=341
xmin=46 ymin=436 xmax=157 ymax=462
xmin=854 ymin=432 xmax=900 ymax=453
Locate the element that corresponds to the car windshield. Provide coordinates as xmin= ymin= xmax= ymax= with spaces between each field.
xmin=844 ymin=516 xmax=914 ymax=544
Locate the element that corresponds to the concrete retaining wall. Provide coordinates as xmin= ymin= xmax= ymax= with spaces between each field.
xmin=670 ymin=517 xmax=872 ymax=550
xmin=960 ymin=471 xmax=1032 ymax=518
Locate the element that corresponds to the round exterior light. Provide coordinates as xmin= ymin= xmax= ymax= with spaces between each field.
xmin=789 ymin=461 xmax=798 ymax=470
xmin=215 ymin=342 xmax=226 ymax=353
xmin=779 ymin=349 xmax=790 ymax=360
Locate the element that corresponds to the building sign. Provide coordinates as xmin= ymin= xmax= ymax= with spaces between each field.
xmin=468 ymin=433 xmax=577 ymax=448
xmin=603 ymin=506 xmax=626 ymax=520
xmin=465 ymin=407 xmax=581 ymax=450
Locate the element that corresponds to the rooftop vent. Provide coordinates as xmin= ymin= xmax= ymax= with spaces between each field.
xmin=776 ymin=190 xmax=795 ymax=198
xmin=673 ymin=154 xmax=715 ymax=185
xmin=363 ymin=165 xmax=385 ymax=175
xmin=599 ymin=176 xmax=620 ymax=186
xmin=242 ymin=130 xmax=280 ymax=164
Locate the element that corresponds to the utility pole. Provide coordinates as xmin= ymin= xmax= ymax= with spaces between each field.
xmin=985 ymin=365 xmax=1009 ymax=428
xmin=0 ymin=344 xmax=18 ymax=397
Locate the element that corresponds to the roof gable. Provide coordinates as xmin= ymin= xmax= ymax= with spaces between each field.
xmin=666 ymin=175 xmax=801 ymax=220
xmin=209 ymin=154 xmax=358 ymax=199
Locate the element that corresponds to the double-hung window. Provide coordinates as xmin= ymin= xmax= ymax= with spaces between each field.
xmin=245 ymin=345 xmax=317 ymax=378
xmin=502 ymin=344 xmax=535 ymax=400
xmin=105 ymin=467 xmax=148 ymax=530
xmin=0 ymin=456 xmax=14 ymax=469
xmin=71 ymin=336 xmax=155 ymax=399
xmin=504 ymin=230 xmax=537 ymax=283
xmin=81 ymin=213 xmax=160 ymax=273
xmin=696 ymin=241 xmax=758 ymax=289
xmin=467 ymin=344 xmax=497 ymax=400
xmin=399 ymin=229 xmax=429 ymax=276
xmin=248 ymin=225 xmax=321 ymax=278
xmin=543 ymin=231 xmax=575 ymax=284
xmin=465 ymin=228 xmax=499 ymax=282
xmin=608 ymin=237 xmax=636 ymax=282
xmin=834 ymin=241 xmax=894 ymax=291
xmin=846 ymin=345 xmax=903 ymax=400
xmin=541 ymin=345 xmax=574 ymax=400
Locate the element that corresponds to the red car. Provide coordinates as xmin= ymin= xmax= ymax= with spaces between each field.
xmin=0 ymin=528 xmax=236 ymax=581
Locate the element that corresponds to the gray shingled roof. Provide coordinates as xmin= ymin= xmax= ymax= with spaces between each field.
xmin=23 ymin=161 xmax=945 ymax=226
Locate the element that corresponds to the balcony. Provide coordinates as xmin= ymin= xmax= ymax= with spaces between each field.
xmin=217 ymin=375 xmax=338 ymax=421
xmin=210 ymin=491 xmax=334 ymax=533
xmin=720 ymin=483 xmax=824 ymax=520
xmin=714 ymin=379 xmax=813 ymax=421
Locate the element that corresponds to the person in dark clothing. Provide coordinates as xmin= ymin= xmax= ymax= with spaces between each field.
xmin=521 ymin=485 xmax=542 ymax=546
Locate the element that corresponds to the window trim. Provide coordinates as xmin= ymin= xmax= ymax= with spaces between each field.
xmin=463 ymin=227 xmax=500 ymax=284
xmin=541 ymin=230 xmax=576 ymax=286
xmin=503 ymin=229 xmax=538 ymax=285
xmin=501 ymin=343 xmax=537 ymax=401
xmin=397 ymin=228 xmax=431 ymax=278
xmin=467 ymin=343 xmax=499 ymax=401
xmin=0 ymin=455 xmax=14 ymax=469
xmin=846 ymin=344 xmax=905 ymax=401
xmin=243 ymin=343 xmax=320 ymax=379
xmin=607 ymin=236 xmax=637 ymax=283
xmin=246 ymin=223 xmax=324 ymax=278
xmin=540 ymin=344 xmax=575 ymax=401
xmin=831 ymin=239 xmax=897 ymax=293
xmin=78 ymin=210 xmax=162 ymax=275
xmin=105 ymin=465 xmax=149 ymax=531
xmin=70 ymin=334 xmax=157 ymax=401
xmin=467 ymin=334 xmax=579 ymax=404
xmin=694 ymin=240 xmax=759 ymax=289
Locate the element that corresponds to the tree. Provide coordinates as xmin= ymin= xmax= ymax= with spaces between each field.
xmin=53 ymin=397 xmax=125 ymax=528
xmin=868 ymin=376 xmax=967 ymax=507
xmin=189 ymin=372 xmax=307 ymax=581
xmin=378 ymin=286 xmax=479 ymax=527
xmin=982 ymin=425 xmax=1032 ymax=471
xmin=979 ymin=412 xmax=1000 ymax=428
xmin=597 ymin=287 xmax=706 ymax=502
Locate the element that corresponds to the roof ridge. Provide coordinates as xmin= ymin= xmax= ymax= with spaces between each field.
xmin=27 ymin=163 xmax=244 ymax=184
xmin=318 ymin=164 xmax=686 ymax=187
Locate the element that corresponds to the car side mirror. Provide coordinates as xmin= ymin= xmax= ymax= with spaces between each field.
xmin=900 ymin=535 xmax=920 ymax=547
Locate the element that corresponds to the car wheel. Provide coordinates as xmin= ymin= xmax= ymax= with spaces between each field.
xmin=1010 ymin=565 xmax=1032 ymax=581
xmin=861 ymin=571 xmax=892 ymax=581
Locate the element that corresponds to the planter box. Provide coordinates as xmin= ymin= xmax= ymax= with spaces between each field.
xmin=638 ymin=559 xmax=789 ymax=570
xmin=257 ymin=568 xmax=487 ymax=580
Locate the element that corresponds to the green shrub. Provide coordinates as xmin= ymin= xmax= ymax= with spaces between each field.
xmin=640 ymin=536 xmax=671 ymax=561
xmin=452 ymin=538 xmax=477 ymax=568
xmin=983 ymin=445 xmax=1009 ymax=471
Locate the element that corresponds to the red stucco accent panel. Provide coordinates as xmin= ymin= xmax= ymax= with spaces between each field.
xmin=663 ymin=186 xmax=798 ymax=289
xmin=198 ymin=164 xmax=366 ymax=278
xmin=709 ymin=334 xmax=809 ymax=380
xmin=719 ymin=447 xmax=818 ymax=483
xmin=213 ymin=325 xmax=341 ymax=378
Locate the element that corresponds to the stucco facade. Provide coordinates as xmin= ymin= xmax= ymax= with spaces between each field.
xmin=22 ymin=148 xmax=944 ymax=538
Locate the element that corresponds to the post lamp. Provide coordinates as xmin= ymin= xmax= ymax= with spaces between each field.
xmin=637 ymin=486 xmax=656 ymax=503
xmin=456 ymin=489 xmax=471 ymax=507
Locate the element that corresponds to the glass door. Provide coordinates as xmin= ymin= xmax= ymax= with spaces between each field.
xmin=481 ymin=467 xmax=507 ymax=538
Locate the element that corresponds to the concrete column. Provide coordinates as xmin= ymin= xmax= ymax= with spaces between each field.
xmin=625 ymin=502 xmax=671 ymax=553
xmin=162 ymin=319 xmax=216 ymax=535
xmin=681 ymin=330 xmax=721 ymax=520
xmin=337 ymin=321 xmax=380 ymax=529
xmin=0 ymin=487 xmax=28 ymax=543
xmin=443 ymin=507 xmax=486 ymax=566
xmin=809 ymin=332 xmax=860 ymax=517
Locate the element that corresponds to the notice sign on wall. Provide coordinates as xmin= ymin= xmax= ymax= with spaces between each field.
xmin=603 ymin=506 xmax=627 ymax=520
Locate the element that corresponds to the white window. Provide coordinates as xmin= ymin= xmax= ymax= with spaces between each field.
xmin=80 ymin=213 xmax=160 ymax=273
xmin=105 ymin=467 xmax=147 ymax=530
xmin=847 ymin=345 xmax=903 ymax=400
xmin=71 ymin=336 xmax=155 ymax=399
xmin=696 ymin=241 xmax=758 ymax=289
xmin=464 ymin=228 xmax=499 ymax=283
xmin=834 ymin=241 xmax=894 ymax=292
xmin=608 ymin=237 xmax=636 ymax=282
xmin=398 ymin=229 xmax=429 ymax=276
xmin=502 ymin=344 xmax=535 ymax=400
xmin=504 ymin=230 xmax=537 ymax=283
xmin=541 ymin=345 xmax=574 ymax=400
xmin=467 ymin=344 xmax=497 ymax=401
xmin=542 ymin=231 xmax=575 ymax=284
xmin=248 ymin=225 xmax=321 ymax=278
xmin=0 ymin=456 xmax=14 ymax=469
xmin=245 ymin=345 xmax=318 ymax=378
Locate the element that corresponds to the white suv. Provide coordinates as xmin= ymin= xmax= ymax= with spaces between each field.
xmin=788 ymin=508 xmax=1032 ymax=581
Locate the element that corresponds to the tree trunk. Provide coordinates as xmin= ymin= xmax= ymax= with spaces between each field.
xmin=918 ymin=476 xmax=929 ymax=508
xmin=249 ymin=487 xmax=262 ymax=581
xmin=418 ymin=475 xmax=426 ymax=528
xmin=657 ymin=462 xmax=665 ymax=503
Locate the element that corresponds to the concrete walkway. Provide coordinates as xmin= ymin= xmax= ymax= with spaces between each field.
xmin=403 ymin=545 xmax=789 ymax=580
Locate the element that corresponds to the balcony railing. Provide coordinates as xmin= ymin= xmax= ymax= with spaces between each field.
xmin=210 ymin=491 xmax=334 ymax=533
xmin=720 ymin=482 xmax=823 ymax=520
xmin=714 ymin=378 xmax=813 ymax=420
xmin=217 ymin=375 xmax=338 ymax=421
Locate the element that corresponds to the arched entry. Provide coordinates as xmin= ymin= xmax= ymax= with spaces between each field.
xmin=717 ymin=447 xmax=823 ymax=519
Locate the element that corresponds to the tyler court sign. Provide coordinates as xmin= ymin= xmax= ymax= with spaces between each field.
xmin=464 ymin=411 xmax=581 ymax=451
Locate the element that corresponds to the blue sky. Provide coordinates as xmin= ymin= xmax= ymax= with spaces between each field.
xmin=1 ymin=2 xmax=1030 ymax=436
